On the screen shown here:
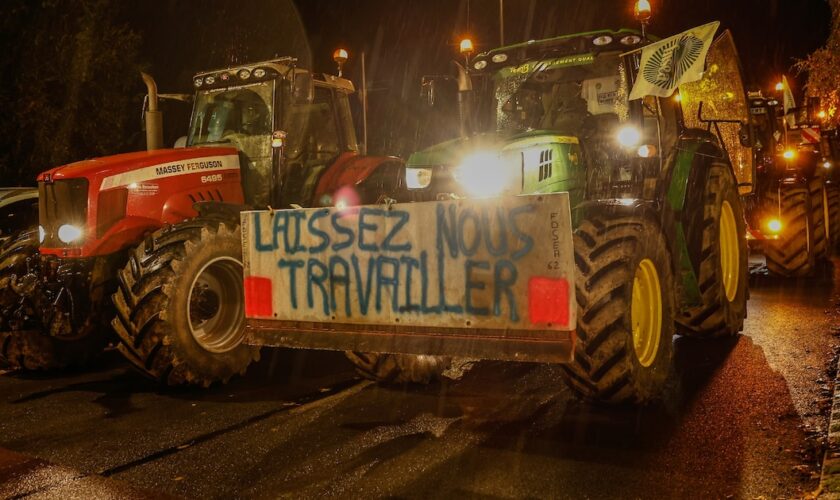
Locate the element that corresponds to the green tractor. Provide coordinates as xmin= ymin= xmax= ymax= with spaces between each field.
xmin=346 ymin=26 xmax=752 ymax=403
xmin=745 ymin=93 xmax=835 ymax=276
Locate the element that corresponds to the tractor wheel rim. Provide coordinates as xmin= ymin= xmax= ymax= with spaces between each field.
xmin=187 ymin=256 xmax=245 ymax=353
xmin=720 ymin=200 xmax=740 ymax=303
xmin=631 ymin=258 xmax=662 ymax=368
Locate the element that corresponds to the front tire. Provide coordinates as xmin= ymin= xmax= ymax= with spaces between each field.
xmin=824 ymin=183 xmax=839 ymax=249
xmin=809 ymin=176 xmax=829 ymax=259
xmin=677 ymin=163 xmax=748 ymax=338
xmin=560 ymin=214 xmax=675 ymax=404
xmin=0 ymin=227 xmax=109 ymax=370
xmin=765 ymin=186 xmax=815 ymax=277
xmin=112 ymin=218 xmax=259 ymax=387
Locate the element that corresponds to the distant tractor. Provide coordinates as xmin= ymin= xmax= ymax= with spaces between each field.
xmin=241 ymin=25 xmax=753 ymax=404
xmin=745 ymin=94 xmax=834 ymax=276
xmin=0 ymin=54 xmax=404 ymax=386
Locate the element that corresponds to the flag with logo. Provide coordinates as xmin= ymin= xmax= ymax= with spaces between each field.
xmin=629 ymin=21 xmax=720 ymax=100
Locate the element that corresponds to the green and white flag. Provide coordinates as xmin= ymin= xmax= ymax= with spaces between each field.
xmin=629 ymin=21 xmax=720 ymax=100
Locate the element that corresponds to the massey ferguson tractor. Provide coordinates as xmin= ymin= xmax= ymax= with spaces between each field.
xmin=0 ymin=55 xmax=404 ymax=386
xmin=240 ymin=23 xmax=752 ymax=404
xmin=745 ymin=93 xmax=835 ymax=276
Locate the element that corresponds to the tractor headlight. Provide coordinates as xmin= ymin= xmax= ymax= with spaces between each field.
xmin=57 ymin=224 xmax=83 ymax=244
xmin=617 ymin=126 xmax=641 ymax=148
xmin=405 ymin=167 xmax=433 ymax=189
xmin=454 ymin=151 xmax=513 ymax=198
xmin=38 ymin=225 xmax=45 ymax=244
xmin=767 ymin=218 xmax=782 ymax=234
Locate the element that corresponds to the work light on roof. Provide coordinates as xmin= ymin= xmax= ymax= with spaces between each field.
xmin=491 ymin=53 xmax=508 ymax=63
xmin=238 ymin=69 xmax=251 ymax=80
xmin=204 ymin=76 xmax=215 ymax=85
xmin=474 ymin=60 xmax=488 ymax=70
xmin=194 ymin=78 xmax=203 ymax=87
xmin=254 ymin=68 xmax=266 ymax=78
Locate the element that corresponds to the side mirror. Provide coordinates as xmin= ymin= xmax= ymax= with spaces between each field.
xmin=420 ymin=77 xmax=436 ymax=107
xmin=291 ymin=71 xmax=314 ymax=105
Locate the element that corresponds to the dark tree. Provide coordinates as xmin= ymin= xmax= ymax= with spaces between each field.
xmin=0 ymin=0 xmax=144 ymax=185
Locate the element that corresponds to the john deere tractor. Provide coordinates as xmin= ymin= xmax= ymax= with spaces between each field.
xmin=0 ymin=55 xmax=404 ymax=386
xmin=240 ymin=27 xmax=752 ymax=404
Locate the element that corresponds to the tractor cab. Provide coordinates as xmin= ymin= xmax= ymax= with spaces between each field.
xmin=407 ymin=30 xmax=687 ymax=207
xmin=189 ymin=60 xmax=361 ymax=209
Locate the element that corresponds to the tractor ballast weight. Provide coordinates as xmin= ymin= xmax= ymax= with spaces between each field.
xmin=241 ymin=27 xmax=752 ymax=404
xmin=0 ymin=57 xmax=404 ymax=386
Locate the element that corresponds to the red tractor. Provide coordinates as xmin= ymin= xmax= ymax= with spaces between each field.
xmin=0 ymin=55 xmax=404 ymax=386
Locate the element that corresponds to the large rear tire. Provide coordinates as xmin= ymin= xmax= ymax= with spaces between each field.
xmin=344 ymin=352 xmax=450 ymax=384
xmin=809 ymin=176 xmax=829 ymax=259
xmin=825 ymin=184 xmax=839 ymax=249
xmin=0 ymin=227 xmax=109 ymax=370
xmin=112 ymin=218 xmax=259 ymax=387
xmin=765 ymin=186 xmax=815 ymax=277
xmin=560 ymin=214 xmax=675 ymax=404
xmin=677 ymin=163 xmax=748 ymax=338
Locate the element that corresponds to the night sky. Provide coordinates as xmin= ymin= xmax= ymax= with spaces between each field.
xmin=130 ymin=0 xmax=833 ymax=155
xmin=134 ymin=0 xmax=832 ymax=95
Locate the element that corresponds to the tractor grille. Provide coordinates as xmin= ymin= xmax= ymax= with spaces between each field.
xmin=39 ymin=179 xmax=89 ymax=247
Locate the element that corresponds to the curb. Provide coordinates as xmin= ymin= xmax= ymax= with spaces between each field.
xmin=820 ymin=354 xmax=840 ymax=499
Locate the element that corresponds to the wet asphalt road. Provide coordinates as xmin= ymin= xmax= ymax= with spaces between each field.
xmin=1 ymin=259 xmax=839 ymax=499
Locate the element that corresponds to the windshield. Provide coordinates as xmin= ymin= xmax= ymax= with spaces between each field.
xmin=493 ymin=54 xmax=628 ymax=135
xmin=188 ymin=82 xmax=274 ymax=146
xmin=188 ymin=81 xmax=275 ymax=206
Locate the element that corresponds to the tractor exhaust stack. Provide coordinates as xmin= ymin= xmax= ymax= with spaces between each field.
xmin=141 ymin=72 xmax=163 ymax=151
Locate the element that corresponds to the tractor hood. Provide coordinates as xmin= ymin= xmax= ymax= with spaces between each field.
xmin=37 ymin=147 xmax=239 ymax=183
xmin=407 ymin=133 xmax=502 ymax=168
xmin=407 ymin=130 xmax=579 ymax=168
xmin=406 ymin=130 xmax=583 ymax=200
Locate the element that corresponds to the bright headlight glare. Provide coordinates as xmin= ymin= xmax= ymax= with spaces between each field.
xmin=405 ymin=167 xmax=433 ymax=189
xmin=57 ymin=224 xmax=83 ymax=244
xmin=617 ymin=126 xmax=642 ymax=147
xmin=454 ymin=151 xmax=513 ymax=198
xmin=38 ymin=225 xmax=45 ymax=244
xmin=767 ymin=218 xmax=782 ymax=233
xmin=783 ymin=150 xmax=795 ymax=160
xmin=823 ymin=161 xmax=832 ymax=169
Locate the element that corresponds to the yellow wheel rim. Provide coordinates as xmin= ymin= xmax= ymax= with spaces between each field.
xmin=719 ymin=200 xmax=740 ymax=303
xmin=631 ymin=259 xmax=662 ymax=368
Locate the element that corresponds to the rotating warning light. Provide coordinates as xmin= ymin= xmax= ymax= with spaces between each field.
xmin=333 ymin=48 xmax=349 ymax=64
xmin=460 ymin=38 xmax=474 ymax=55
xmin=634 ymin=0 xmax=652 ymax=21
xmin=775 ymin=81 xmax=784 ymax=92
